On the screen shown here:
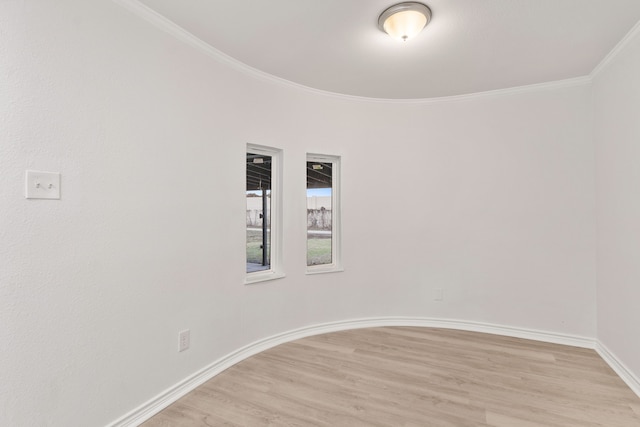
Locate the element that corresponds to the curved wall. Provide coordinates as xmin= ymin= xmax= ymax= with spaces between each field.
xmin=0 ymin=1 xmax=596 ymax=426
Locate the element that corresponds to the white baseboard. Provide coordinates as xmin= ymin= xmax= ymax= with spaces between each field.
xmin=595 ymin=341 xmax=640 ymax=398
xmin=107 ymin=317 xmax=603 ymax=427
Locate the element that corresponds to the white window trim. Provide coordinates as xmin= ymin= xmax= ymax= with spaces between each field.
xmin=245 ymin=143 xmax=285 ymax=285
xmin=306 ymin=153 xmax=343 ymax=275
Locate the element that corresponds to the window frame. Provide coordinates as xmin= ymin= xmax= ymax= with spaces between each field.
xmin=245 ymin=143 xmax=284 ymax=284
xmin=306 ymin=153 xmax=343 ymax=275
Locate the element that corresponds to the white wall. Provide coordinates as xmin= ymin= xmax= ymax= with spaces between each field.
xmin=1 ymin=1 xmax=597 ymax=426
xmin=593 ymin=27 xmax=640 ymax=381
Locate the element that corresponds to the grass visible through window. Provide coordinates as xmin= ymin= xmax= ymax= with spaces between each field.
xmin=246 ymin=229 xmax=270 ymax=265
xmin=307 ymin=234 xmax=331 ymax=266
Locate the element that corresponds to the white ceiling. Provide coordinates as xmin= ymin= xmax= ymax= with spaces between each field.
xmin=135 ymin=0 xmax=640 ymax=99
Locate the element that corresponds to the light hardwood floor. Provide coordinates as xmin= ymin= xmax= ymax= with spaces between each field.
xmin=142 ymin=327 xmax=640 ymax=426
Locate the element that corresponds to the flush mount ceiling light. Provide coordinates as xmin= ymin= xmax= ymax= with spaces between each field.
xmin=378 ymin=2 xmax=431 ymax=42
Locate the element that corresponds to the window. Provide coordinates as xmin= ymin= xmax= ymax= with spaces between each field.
xmin=246 ymin=144 xmax=283 ymax=283
xmin=307 ymin=154 xmax=342 ymax=274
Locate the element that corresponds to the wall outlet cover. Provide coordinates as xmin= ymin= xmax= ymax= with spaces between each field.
xmin=179 ymin=330 xmax=190 ymax=352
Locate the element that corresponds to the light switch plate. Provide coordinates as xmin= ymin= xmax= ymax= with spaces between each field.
xmin=25 ymin=170 xmax=61 ymax=199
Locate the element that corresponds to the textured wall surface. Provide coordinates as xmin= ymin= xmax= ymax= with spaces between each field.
xmin=0 ymin=1 xmax=601 ymax=426
xmin=594 ymin=27 xmax=640 ymax=384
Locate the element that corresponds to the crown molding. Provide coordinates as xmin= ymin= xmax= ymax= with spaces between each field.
xmin=110 ymin=0 xmax=337 ymax=96
xmin=591 ymin=18 xmax=640 ymax=78
xmin=362 ymin=76 xmax=592 ymax=105
xmin=111 ymin=0 xmax=592 ymax=105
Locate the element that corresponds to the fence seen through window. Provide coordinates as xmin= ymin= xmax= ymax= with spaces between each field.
xmin=307 ymin=159 xmax=333 ymax=267
xmin=246 ymin=151 xmax=272 ymax=273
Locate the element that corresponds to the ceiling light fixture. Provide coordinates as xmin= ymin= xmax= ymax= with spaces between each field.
xmin=378 ymin=2 xmax=431 ymax=42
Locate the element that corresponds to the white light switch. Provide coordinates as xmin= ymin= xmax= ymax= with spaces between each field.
xmin=25 ymin=170 xmax=61 ymax=199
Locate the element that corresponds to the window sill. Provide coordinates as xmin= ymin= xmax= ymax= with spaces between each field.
xmin=245 ymin=270 xmax=286 ymax=285
xmin=305 ymin=265 xmax=344 ymax=275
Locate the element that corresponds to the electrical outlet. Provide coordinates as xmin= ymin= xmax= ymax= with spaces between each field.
xmin=434 ymin=288 xmax=444 ymax=301
xmin=179 ymin=330 xmax=190 ymax=352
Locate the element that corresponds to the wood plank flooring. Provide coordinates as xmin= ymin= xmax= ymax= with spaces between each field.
xmin=142 ymin=327 xmax=640 ymax=426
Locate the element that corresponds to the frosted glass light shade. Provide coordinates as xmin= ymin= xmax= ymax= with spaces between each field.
xmin=378 ymin=2 xmax=431 ymax=42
